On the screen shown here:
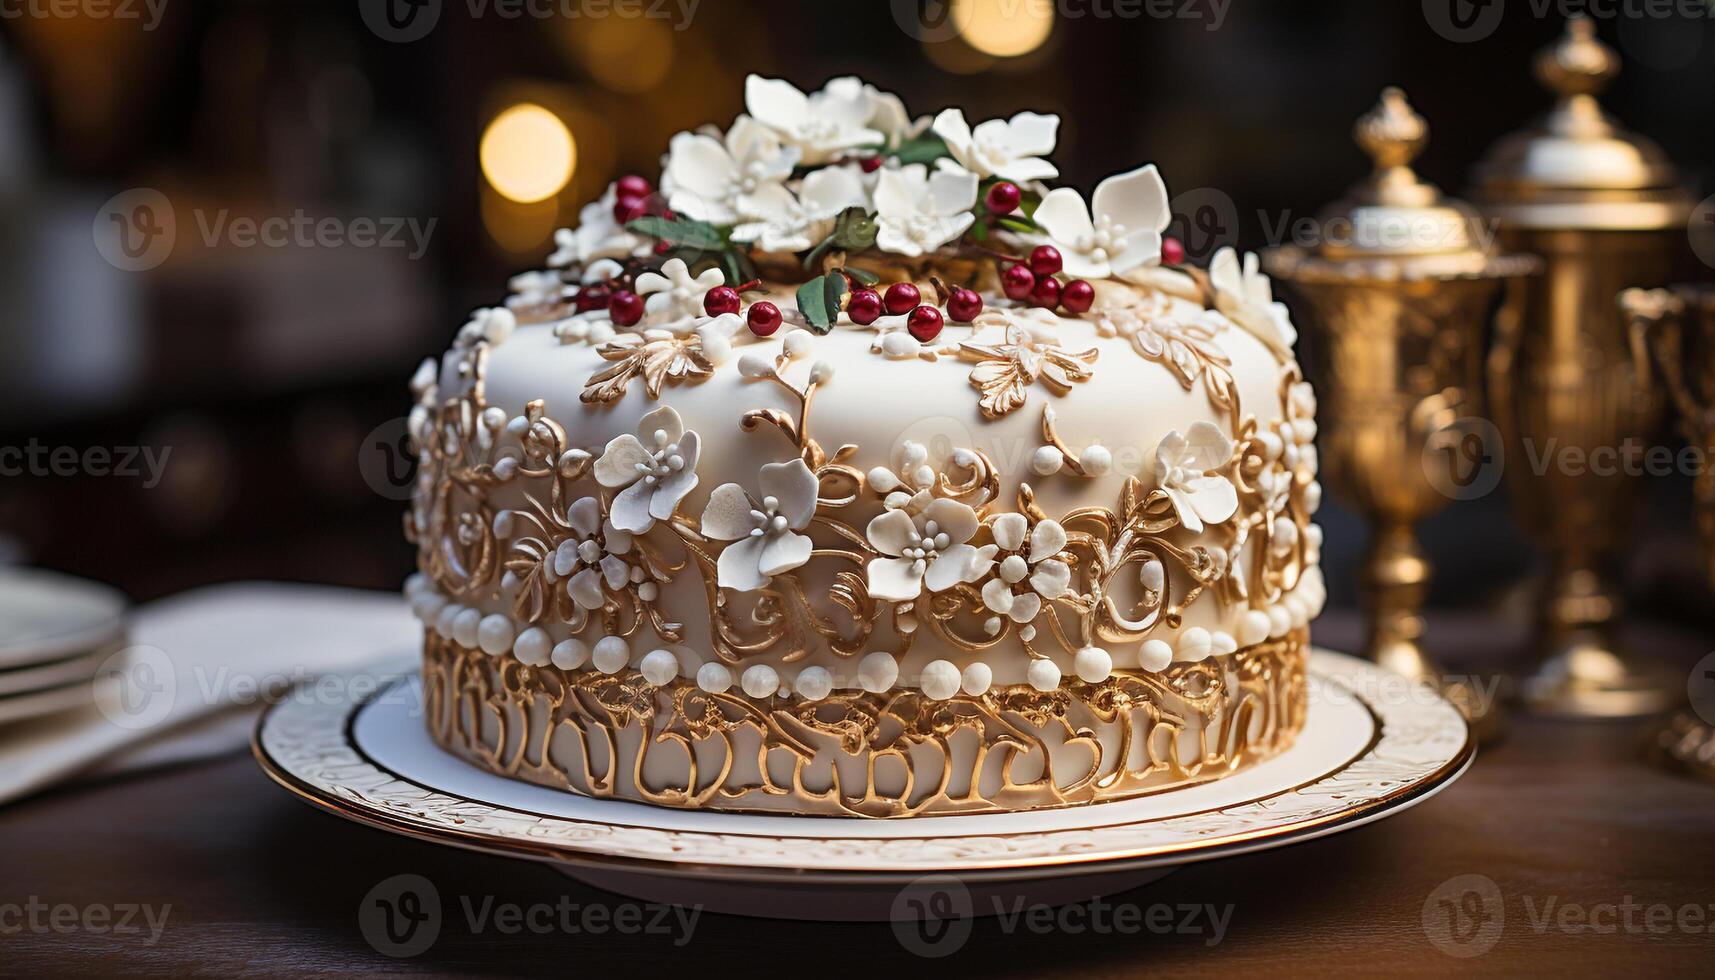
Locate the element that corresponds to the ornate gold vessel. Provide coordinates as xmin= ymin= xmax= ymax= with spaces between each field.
xmin=1626 ymin=286 xmax=1715 ymax=782
xmin=1266 ymin=89 xmax=1536 ymax=734
xmin=1471 ymin=18 xmax=1693 ymax=717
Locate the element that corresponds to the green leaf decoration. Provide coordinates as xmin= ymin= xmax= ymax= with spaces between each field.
xmin=844 ymin=266 xmax=879 ymax=286
xmin=996 ymin=216 xmax=1043 ymax=235
xmin=891 ymin=133 xmax=950 ymax=166
xmin=823 ymin=272 xmax=848 ymax=328
xmin=796 ymin=274 xmax=835 ymax=334
xmin=830 ymin=207 xmax=879 ymax=252
xmin=625 ymin=215 xmax=726 ymax=252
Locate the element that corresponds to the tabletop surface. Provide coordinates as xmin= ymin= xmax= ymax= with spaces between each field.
xmin=4 ymin=611 xmax=1714 ymax=977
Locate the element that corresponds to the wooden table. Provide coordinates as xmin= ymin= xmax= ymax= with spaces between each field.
xmin=4 ymin=611 xmax=1714 ymax=976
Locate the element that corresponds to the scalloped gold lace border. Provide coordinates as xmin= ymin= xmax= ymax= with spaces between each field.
xmin=422 ymin=629 xmax=1308 ymax=818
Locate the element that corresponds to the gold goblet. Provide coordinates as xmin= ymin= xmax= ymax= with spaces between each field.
xmin=1267 ymin=89 xmax=1536 ymax=737
xmin=1472 ymin=19 xmax=1692 ymax=717
xmin=1626 ymin=286 xmax=1715 ymax=782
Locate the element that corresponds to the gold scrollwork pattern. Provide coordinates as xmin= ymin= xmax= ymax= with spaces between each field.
xmin=421 ymin=627 xmax=1308 ymax=818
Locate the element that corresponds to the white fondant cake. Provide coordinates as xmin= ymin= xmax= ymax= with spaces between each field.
xmin=405 ymin=76 xmax=1323 ymax=816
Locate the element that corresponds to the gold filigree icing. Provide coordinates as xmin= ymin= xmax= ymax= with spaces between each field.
xmin=581 ymin=335 xmax=715 ymax=403
xmin=959 ymin=325 xmax=1099 ymax=420
xmin=422 ymin=628 xmax=1308 ymax=817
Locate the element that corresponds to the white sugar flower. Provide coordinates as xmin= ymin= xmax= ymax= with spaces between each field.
xmin=593 ymin=406 xmax=701 ymax=533
xmin=731 ymin=165 xmax=868 ymax=253
xmin=553 ymin=497 xmax=634 ymax=610
xmin=700 ymin=458 xmax=820 ymax=592
xmin=820 ymin=77 xmax=929 ymax=150
xmin=865 ymin=498 xmax=993 ymax=601
xmin=562 ymin=183 xmax=647 ymax=265
xmin=1033 ymin=164 xmax=1171 ymax=280
xmin=665 ymin=116 xmax=801 ymax=225
xmin=634 ymin=257 xmax=726 ymax=333
xmin=745 ymin=74 xmax=884 ymax=165
xmin=931 ymin=108 xmax=1059 ymax=183
xmin=1153 ymin=421 xmax=1238 ymax=533
xmin=873 ymin=164 xmax=977 ymax=257
xmin=980 ymin=513 xmax=1072 ymax=624
xmin=1209 ymin=247 xmax=1298 ymax=359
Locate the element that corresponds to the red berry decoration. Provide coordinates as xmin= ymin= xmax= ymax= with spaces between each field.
xmin=573 ymin=284 xmax=611 ymax=313
xmin=1001 ymin=263 xmax=1036 ymax=301
xmin=1029 ymin=244 xmax=1063 ymax=277
xmin=985 ymin=181 xmax=1021 ymax=215
xmin=1030 ymin=275 xmax=1061 ymax=310
xmin=859 ymin=156 xmax=884 ymax=173
xmin=703 ymin=286 xmax=741 ymax=316
xmin=747 ymin=301 xmax=782 ymax=337
xmin=615 ymin=174 xmax=652 ymax=199
xmin=907 ymin=305 xmax=944 ymax=342
xmin=1061 ymin=279 xmax=1094 ymax=314
xmin=608 ymin=290 xmax=644 ymax=327
xmin=883 ymin=282 xmax=921 ymax=316
xmin=1161 ymin=236 xmax=1186 ymax=265
xmin=847 ymin=288 xmax=883 ymax=325
xmin=613 ymin=193 xmax=648 ymax=224
xmin=947 ymin=287 xmax=984 ymax=323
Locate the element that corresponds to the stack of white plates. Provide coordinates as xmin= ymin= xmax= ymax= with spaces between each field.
xmin=0 ymin=569 xmax=128 ymax=728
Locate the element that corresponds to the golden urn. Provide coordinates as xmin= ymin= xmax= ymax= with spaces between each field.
xmin=1266 ymin=88 xmax=1536 ymax=731
xmin=1471 ymin=18 xmax=1693 ymax=717
xmin=1626 ymin=286 xmax=1715 ymax=781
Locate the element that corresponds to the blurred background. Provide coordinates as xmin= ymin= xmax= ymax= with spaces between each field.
xmin=2 ymin=0 xmax=1712 ymax=641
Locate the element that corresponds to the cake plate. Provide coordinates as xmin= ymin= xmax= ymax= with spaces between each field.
xmin=255 ymin=649 xmax=1472 ymax=921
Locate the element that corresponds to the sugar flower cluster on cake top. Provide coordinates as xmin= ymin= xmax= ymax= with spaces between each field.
xmin=506 ymin=74 xmax=1293 ymax=360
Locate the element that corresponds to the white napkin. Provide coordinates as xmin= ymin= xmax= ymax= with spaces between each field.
xmin=0 ymin=582 xmax=420 ymax=806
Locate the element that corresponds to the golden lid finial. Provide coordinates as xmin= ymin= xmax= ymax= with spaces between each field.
xmin=1535 ymin=16 xmax=1618 ymax=99
xmin=1355 ymin=87 xmax=1428 ymax=173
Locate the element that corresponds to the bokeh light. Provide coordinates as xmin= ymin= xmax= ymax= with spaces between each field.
xmin=479 ymin=103 xmax=576 ymax=204
xmin=561 ymin=17 xmax=675 ymax=94
xmin=952 ymin=0 xmax=1054 ymax=58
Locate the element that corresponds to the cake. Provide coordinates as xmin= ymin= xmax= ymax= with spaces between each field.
xmin=403 ymin=76 xmax=1325 ymax=817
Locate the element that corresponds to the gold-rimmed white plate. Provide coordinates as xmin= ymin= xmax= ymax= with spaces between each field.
xmin=255 ymin=648 xmax=1472 ymax=915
